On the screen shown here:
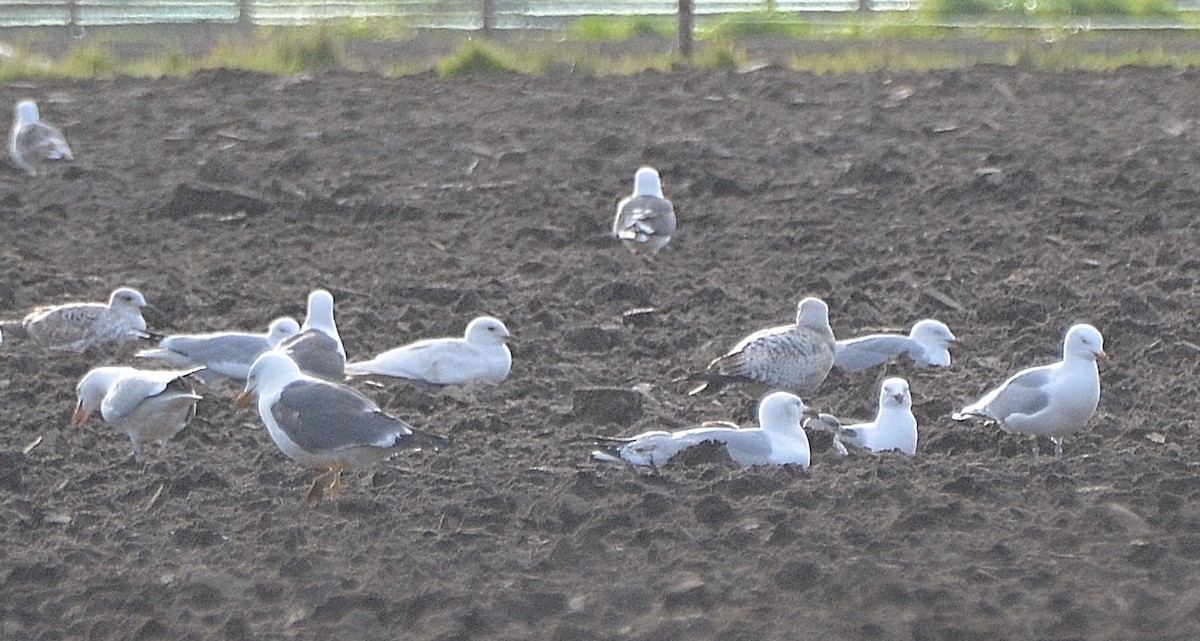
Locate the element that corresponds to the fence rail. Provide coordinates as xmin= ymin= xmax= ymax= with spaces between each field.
xmin=0 ymin=0 xmax=933 ymax=28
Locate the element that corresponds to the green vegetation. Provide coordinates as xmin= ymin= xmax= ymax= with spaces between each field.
xmin=3 ymin=16 xmax=1200 ymax=81
xmin=920 ymin=0 xmax=1179 ymax=17
xmin=568 ymin=15 xmax=675 ymax=41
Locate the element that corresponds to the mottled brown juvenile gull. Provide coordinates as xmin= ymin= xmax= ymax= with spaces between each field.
xmin=9 ymin=99 xmax=73 ymax=176
xmin=688 ymin=297 xmax=836 ymax=397
xmin=345 ymin=316 xmax=512 ymax=385
xmin=834 ymin=319 xmax=957 ymax=372
xmin=73 ymin=365 xmax=204 ymax=458
xmin=593 ymin=392 xmax=814 ymax=468
xmin=136 ymin=316 xmax=301 ymax=381
xmin=812 ymin=377 xmax=918 ymax=456
xmin=237 ymin=351 xmax=447 ymax=502
xmin=952 ymin=323 xmax=1106 ymax=457
xmin=21 ymin=287 xmax=150 ymax=351
xmin=278 ymin=289 xmax=345 ymax=382
xmin=612 ymin=166 xmax=676 ymax=255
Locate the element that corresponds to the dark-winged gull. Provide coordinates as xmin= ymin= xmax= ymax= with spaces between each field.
xmin=688 ymin=297 xmax=837 ymax=397
xmin=593 ymin=391 xmax=815 ymax=468
xmin=21 ymin=287 xmax=151 ymax=351
xmin=811 ymin=377 xmax=918 ymax=456
xmin=345 ymin=316 xmax=512 ymax=385
xmin=73 ymin=365 xmax=204 ymax=458
xmin=952 ymin=323 xmax=1106 ymax=457
xmin=237 ymin=351 xmax=448 ymax=502
xmin=612 ymin=166 xmax=676 ymax=255
xmin=277 ymin=289 xmax=346 ymax=381
xmin=136 ymin=316 xmax=301 ymax=381
xmin=9 ymin=98 xmax=74 ymax=176
xmin=834 ymin=319 xmax=957 ymax=372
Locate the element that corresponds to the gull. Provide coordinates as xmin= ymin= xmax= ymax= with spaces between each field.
xmin=73 ymin=365 xmax=204 ymax=458
xmin=612 ymin=166 xmax=676 ymax=255
xmin=277 ymin=289 xmax=345 ymax=381
xmin=952 ymin=323 xmax=1106 ymax=457
xmin=237 ymin=351 xmax=448 ymax=502
xmin=811 ymin=377 xmax=918 ymax=456
xmin=21 ymin=287 xmax=151 ymax=351
xmin=688 ymin=297 xmax=837 ymax=397
xmin=136 ymin=316 xmax=301 ymax=381
xmin=834 ymin=319 xmax=957 ymax=372
xmin=592 ymin=391 xmax=815 ymax=468
xmin=10 ymin=99 xmax=74 ymax=176
xmin=345 ymin=316 xmax=512 ymax=385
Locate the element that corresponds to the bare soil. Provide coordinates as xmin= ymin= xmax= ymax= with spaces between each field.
xmin=1 ymin=60 xmax=1199 ymax=640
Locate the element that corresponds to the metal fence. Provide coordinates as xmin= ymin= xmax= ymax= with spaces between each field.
xmin=0 ymin=0 xmax=930 ymax=29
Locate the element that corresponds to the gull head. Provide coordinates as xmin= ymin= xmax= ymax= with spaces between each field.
xmin=879 ymin=377 xmax=912 ymax=411
xmin=465 ymin=316 xmax=512 ymax=345
xmin=632 ymin=166 xmax=664 ymax=198
xmin=758 ymin=391 xmax=813 ymax=434
xmin=1063 ymin=323 xmax=1106 ymax=362
xmin=266 ymin=316 xmax=302 ymax=347
xmin=238 ymin=351 xmax=301 ymax=409
xmin=14 ymin=99 xmax=39 ymax=126
xmin=73 ymin=367 xmax=127 ymax=427
xmin=109 ymin=287 xmax=149 ymax=311
xmin=910 ymin=319 xmax=956 ymax=348
xmin=302 ymin=289 xmax=337 ymax=333
xmin=794 ymin=297 xmax=830 ymax=331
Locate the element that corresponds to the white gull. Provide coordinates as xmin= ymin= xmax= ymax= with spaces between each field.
xmin=593 ymin=391 xmax=814 ymax=468
xmin=612 ymin=166 xmax=676 ymax=255
xmin=73 ymin=365 xmax=204 ymax=458
xmin=345 ymin=316 xmax=512 ymax=385
xmin=952 ymin=323 xmax=1106 ymax=457
xmin=136 ymin=316 xmax=301 ymax=381
xmin=278 ymin=289 xmax=346 ymax=382
xmin=238 ymin=351 xmax=448 ymax=501
xmin=834 ymin=319 xmax=957 ymax=372
xmin=813 ymin=377 xmax=918 ymax=456
xmin=10 ymin=98 xmax=74 ymax=176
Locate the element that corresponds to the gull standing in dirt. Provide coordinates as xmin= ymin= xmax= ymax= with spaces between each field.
xmin=688 ymin=297 xmax=837 ymax=397
xmin=15 ymin=287 xmax=152 ymax=351
xmin=237 ymin=351 xmax=448 ymax=502
xmin=612 ymin=166 xmax=676 ymax=255
xmin=136 ymin=316 xmax=301 ymax=381
xmin=952 ymin=323 xmax=1106 ymax=457
xmin=73 ymin=365 xmax=204 ymax=458
xmin=345 ymin=316 xmax=512 ymax=385
xmin=593 ymin=391 xmax=815 ymax=468
xmin=9 ymin=98 xmax=74 ymax=176
xmin=277 ymin=289 xmax=345 ymax=381
xmin=834 ymin=319 xmax=957 ymax=372
xmin=811 ymin=377 xmax=918 ymax=456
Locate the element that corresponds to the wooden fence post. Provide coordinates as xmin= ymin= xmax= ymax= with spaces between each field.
xmin=678 ymin=0 xmax=693 ymax=61
xmin=481 ymin=0 xmax=495 ymax=35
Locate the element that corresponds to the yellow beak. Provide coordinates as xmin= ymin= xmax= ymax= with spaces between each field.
xmin=72 ymin=404 xmax=89 ymax=428
xmin=234 ymin=391 xmax=253 ymax=410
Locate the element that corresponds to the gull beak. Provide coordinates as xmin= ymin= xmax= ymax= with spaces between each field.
xmin=234 ymin=391 xmax=253 ymax=410
xmin=801 ymin=407 xmax=822 ymax=419
xmin=1097 ymin=350 xmax=1110 ymax=363
xmin=72 ymin=404 xmax=89 ymax=428
xmin=892 ymin=393 xmax=906 ymax=404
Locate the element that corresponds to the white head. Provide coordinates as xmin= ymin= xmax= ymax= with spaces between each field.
xmin=73 ymin=366 xmax=130 ymax=427
xmin=266 ymin=317 xmax=302 ymax=347
xmin=464 ymin=316 xmax=512 ymax=345
xmin=301 ymin=289 xmax=338 ymax=334
xmin=879 ymin=377 xmax=912 ymax=411
xmin=108 ymin=287 xmax=149 ymax=311
xmin=1062 ymin=323 xmax=1106 ymax=362
xmin=758 ymin=391 xmax=807 ymax=434
xmin=14 ymin=99 xmax=39 ymax=126
xmin=632 ymin=167 xmax=664 ymax=198
xmin=910 ymin=319 xmax=956 ymax=366
xmin=794 ymin=297 xmax=830 ymax=331
xmin=241 ymin=351 xmax=303 ymax=404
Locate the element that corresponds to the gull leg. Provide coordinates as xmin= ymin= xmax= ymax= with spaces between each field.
xmin=307 ymin=468 xmax=335 ymax=502
xmin=1051 ymin=437 xmax=1064 ymax=458
xmin=1029 ymin=436 xmax=1040 ymax=457
xmin=327 ymin=461 xmax=346 ymax=502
